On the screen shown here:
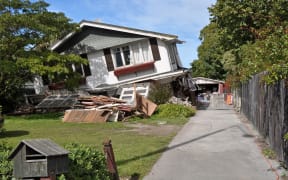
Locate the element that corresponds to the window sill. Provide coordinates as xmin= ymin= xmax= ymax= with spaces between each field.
xmin=114 ymin=61 xmax=154 ymax=76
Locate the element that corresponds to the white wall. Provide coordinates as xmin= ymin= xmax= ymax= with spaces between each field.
xmin=86 ymin=39 xmax=176 ymax=89
xmin=86 ymin=51 xmax=117 ymax=88
xmin=154 ymin=40 xmax=173 ymax=73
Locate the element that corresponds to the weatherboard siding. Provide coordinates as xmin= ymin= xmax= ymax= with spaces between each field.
xmin=154 ymin=39 xmax=173 ymax=73
xmin=86 ymin=51 xmax=114 ymax=88
xmin=13 ymin=146 xmax=48 ymax=178
xmin=85 ymin=39 xmax=173 ymax=89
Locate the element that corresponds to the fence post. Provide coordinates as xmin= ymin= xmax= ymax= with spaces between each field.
xmin=103 ymin=139 xmax=119 ymax=180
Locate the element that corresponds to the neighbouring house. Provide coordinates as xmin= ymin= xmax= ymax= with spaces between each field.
xmin=192 ymin=77 xmax=225 ymax=94
xmin=48 ymin=20 xmax=195 ymax=100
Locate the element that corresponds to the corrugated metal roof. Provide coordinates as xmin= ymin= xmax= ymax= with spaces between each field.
xmin=9 ymin=139 xmax=69 ymax=159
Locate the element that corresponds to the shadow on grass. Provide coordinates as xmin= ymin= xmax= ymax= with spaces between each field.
xmin=0 ymin=130 xmax=29 ymax=138
xmin=6 ymin=112 xmax=63 ymax=120
xmin=117 ymin=124 xmax=253 ymax=167
xmin=130 ymin=173 xmax=140 ymax=180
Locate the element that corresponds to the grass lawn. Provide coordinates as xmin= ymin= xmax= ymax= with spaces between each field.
xmin=0 ymin=111 xmax=192 ymax=179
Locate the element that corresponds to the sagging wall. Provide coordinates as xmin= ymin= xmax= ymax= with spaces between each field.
xmin=233 ymin=73 xmax=288 ymax=166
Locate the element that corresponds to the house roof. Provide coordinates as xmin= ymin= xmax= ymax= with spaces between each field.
xmin=192 ymin=77 xmax=225 ymax=84
xmin=9 ymin=139 xmax=69 ymax=159
xmin=50 ymin=20 xmax=182 ymax=52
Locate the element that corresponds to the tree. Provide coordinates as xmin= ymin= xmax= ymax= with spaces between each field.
xmin=191 ymin=23 xmax=226 ymax=80
xmin=0 ymin=0 xmax=86 ymax=112
xmin=207 ymin=0 xmax=288 ymax=84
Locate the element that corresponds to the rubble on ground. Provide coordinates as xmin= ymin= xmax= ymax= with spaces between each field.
xmin=168 ymin=96 xmax=193 ymax=107
xmin=63 ymin=94 xmax=157 ymax=123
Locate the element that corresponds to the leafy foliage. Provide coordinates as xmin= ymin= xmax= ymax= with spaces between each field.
xmin=206 ymin=0 xmax=288 ymax=84
xmin=262 ymin=148 xmax=276 ymax=159
xmin=284 ymin=133 xmax=288 ymax=141
xmin=0 ymin=0 xmax=87 ymax=112
xmin=154 ymin=104 xmax=196 ymax=118
xmin=0 ymin=105 xmax=4 ymax=132
xmin=148 ymin=83 xmax=172 ymax=105
xmin=191 ymin=23 xmax=226 ymax=80
xmin=0 ymin=142 xmax=13 ymax=180
xmin=64 ymin=143 xmax=110 ymax=180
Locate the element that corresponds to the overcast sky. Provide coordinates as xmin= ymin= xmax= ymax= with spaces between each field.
xmin=45 ymin=0 xmax=216 ymax=68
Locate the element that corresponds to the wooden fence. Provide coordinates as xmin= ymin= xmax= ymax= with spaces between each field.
xmin=233 ymin=73 xmax=288 ymax=166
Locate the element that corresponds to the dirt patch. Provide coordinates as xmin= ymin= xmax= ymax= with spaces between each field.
xmin=124 ymin=123 xmax=181 ymax=136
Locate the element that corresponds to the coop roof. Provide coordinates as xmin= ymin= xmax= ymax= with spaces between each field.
xmin=9 ymin=139 xmax=69 ymax=160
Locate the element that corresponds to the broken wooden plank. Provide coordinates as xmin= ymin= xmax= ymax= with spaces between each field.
xmin=135 ymin=93 xmax=157 ymax=117
xmin=63 ymin=109 xmax=112 ymax=123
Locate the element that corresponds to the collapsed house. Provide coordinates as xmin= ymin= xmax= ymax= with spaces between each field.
xmin=23 ymin=20 xmax=197 ymax=115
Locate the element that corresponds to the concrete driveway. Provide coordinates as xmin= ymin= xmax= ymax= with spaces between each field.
xmin=144 ymin=109 xmax=279 ymax=180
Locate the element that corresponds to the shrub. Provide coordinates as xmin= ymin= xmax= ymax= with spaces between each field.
xmin=148 ymin=83 xmax=172 ymax=105
xmin=262 ymin=148 xmax=276 ymax=159
xmin=154 ymin=104 xmax=196 ymax=118
xmin=64 ymin=143 xmax=110 ymax=180
xmin=284 ymin=133 xmax=288 ymax=141
xmin=0 ymin=142 xmax=13 ymax=180
xmin=0 ymin=105 xmax=4 ymax=132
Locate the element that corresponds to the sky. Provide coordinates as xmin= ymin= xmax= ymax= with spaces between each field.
xmin=45 ymin=0 xmax=216 ymax=68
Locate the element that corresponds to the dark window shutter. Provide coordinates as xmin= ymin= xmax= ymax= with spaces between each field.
xmin=80 ymin=54 xmax=91 ymax=76
xmin=103 ymin=48 xmax=114 ymax=71
xmin=80 ymin=54 xmax=88 ymax=59
xmin=83 ymin=64 xmax=91 ymax=76
xmin=149 ymin=38 xmax=161 ymax=61
xmin=75 ymin=64 xmax=83 ymax=75
xmin=42 ymin=75 xmax=50 ymax=85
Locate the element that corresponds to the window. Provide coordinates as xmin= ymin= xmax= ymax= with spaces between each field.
xmin=112 ymin=46 xmax=130 ymax=67
xmin=141 ymin=41 xmax=150 ymax=61
xmin=122 ymin=46 xmax=131 ymax=65
xmin=73 ymin=54 xmax=91 ymax=76
xmin=111 ymin=40 xmax=153 ymax=69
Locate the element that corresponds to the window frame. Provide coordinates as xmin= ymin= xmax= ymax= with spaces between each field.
xmin=111 ymin=40 xmax=153 ymax=69
xmin=72 ymin=54 xmax=91 ymax=77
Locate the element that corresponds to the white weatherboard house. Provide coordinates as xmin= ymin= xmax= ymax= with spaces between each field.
xmin=50 ymin=20 xmax=193 ymax=100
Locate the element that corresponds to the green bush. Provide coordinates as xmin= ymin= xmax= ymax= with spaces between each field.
xmin=0 ymin=142 xmax=13 ymax=180
xmin=64 ymin=143 xmax=110 ymax=180
xmin=148 ymin=84 xmax=172 ymax=105
xmin=284 ymin=133 xmax=288 ymax=141
xmin=154 ymin=104 xmax=196 ymax=118
xmin=262 ymin=148 xmax=276 ymax=159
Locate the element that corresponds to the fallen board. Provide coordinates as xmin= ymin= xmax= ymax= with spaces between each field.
xmin=63 ymin=109 xmax=111 ymax=123
xmin=136 ymin=93 xmax=157 ymax=117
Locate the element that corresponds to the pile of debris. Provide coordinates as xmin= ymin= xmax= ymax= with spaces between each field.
xmin=63 ymin=94 xmax=157 ymax=123
xmin=73 ymin=95 xmax=128 ymax=109
xmin=168 ymin=96 xmax=193 ymax=108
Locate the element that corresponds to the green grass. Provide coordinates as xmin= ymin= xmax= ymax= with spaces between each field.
xmin=0 ymin=111 xmax=192 ymax=179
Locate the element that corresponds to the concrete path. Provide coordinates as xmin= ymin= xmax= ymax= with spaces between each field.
xmin=144 ymin=109 xmax=278 ymax=180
